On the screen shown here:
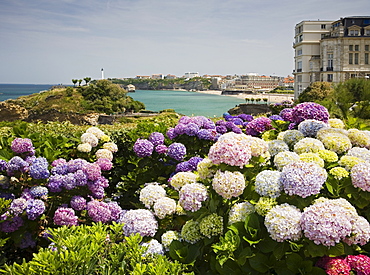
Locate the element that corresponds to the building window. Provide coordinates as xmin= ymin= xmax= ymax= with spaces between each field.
xmin=366 ymin=53 xmax=369 ymax=65
xmin=366 ymin=29 xmax=370 ymax=36
xmin=365 ymin=45 xmax=369 ymax=51
xmin=297 ymin=49 xmax=302 ymax=56
xmin=297 ymin=61 xmax=302 ymax=72
xmin=355 ymin=45 xmax=359 ymax=51
xmin=349 ymin=45 xmax=353 ymax=51
xmin=349 ymin=29 xmax=360 ymax=36
xmin=327 ymin=74 xmax=333 ymax=82
xmin=328 ymin=53 xmax=333 ymax=69
xmin=297 ymin=75 xmax=302 ymax=82
xmin=349 ymin=53 xmax=353 ymax=64
xmin=321 ymin=24 xmax=326 ymax=29
xmin=355 ymin=53 xmax=359 ymax=64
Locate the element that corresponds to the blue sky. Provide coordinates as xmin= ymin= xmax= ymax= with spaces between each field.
xmin=1 ymin=0 xmax=369 ymax=84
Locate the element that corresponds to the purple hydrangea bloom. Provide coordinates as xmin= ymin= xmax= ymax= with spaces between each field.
xmin=175 ymin=161 xmax=192 ymax=172
xmin=30 ymin=186 xmax=48 ymax=198
xmin=197 ymin=129 xmax=215 ymax=140
xmin=279 ymin=108 xmax=294 ymax=121
xmin=232 ymin=118 xmax=244 ymax=125
xmin=11 ymin=138 xmax=34 ymax=154
xmin=174 ymin=123 xmax=187 ymax=135
xmin=225 ymin=121 xmax=235 ymax=130
xmin=51 ymin=158 xmax=67 ymax=167
xmin=29 ymin=157 xmax=50 ymax=179
xmin=87 ymin=200 xmax=111 ymax=223
xmin=280 ymin=161 xmax=327 ymax=198
xmin=187 ymin=157 xmax=203 ymax=170
xmin=47 ymin=174 xmax=64 ymax=192
xmin=0 ymin=160 xmax=7 ymax=171
xmin=53 ymin=207 xmax=79 ymax=226
xmin=178 ymin=116 xmax=193 ymax=124
xmin=133 ymin=139 xmax=154 ymax=158
xmin=216 ymin=125 xmax=228 ymax=134
xmin=120 ymin=209 xmax=158 ymax=237
xmin=6 ymin=156 xmax=29 ymax=176
xmin=291 ymin=102 xmax=330 ymax=125
xmin=155 ymin=144 xmax=167 ymax=154
xmin=82 ymin=163 xmax=102 ymax=181
xmin=74 ymin=169 xmax=88 ymax=186
xmin=202 ymin=119 xmax=216 ymax=129
xmin=67 ymin=159 xmax=88 ymax=173
xmin=26 ymin=199 xmax=46 ymax=220
xmin=148 ymin=132 xmax=165 ymax=146
xmin=107 ymin=201 xmax=123 ymax=222
xmin=70 ymin=196 xmax=87 ymax=211
xmin=245 ymin=117 xmax=273 ymax=136
xmin=0 ymin=216 xmax=24 ymax=233
xmin=184 ymin=123 xmax=200 ymax=136
xmin=88 ymin=176 xmax=109 ymax=199
xmin=167 ymin=143 xmax=186 ymax=161
xmin=231 ymin=126 xmax=242 ymax=134
xmin=20 ymin=188 xmax=33 ymax=200
xmin=51 ymin=164 xmax=69 ymax=175
xmin=166 ymin=128 xmax=177 ymax=140
xmin=9 ymin=198 xmax=27 ymax=215
xmin=237 ymin=114 xmax=254 ymax=122
xmin=95 ymin=158 xmax=113 ymax=171
xmin=62 ymin=173 xmax=77 ymax=190
xmin=269 ymin=115 xmax=284 ymax=121
xmin=224 ymin=114 xmax=233 ymax=121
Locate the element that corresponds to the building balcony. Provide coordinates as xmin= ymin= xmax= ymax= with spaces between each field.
xmin=326 ymin=67 xmax=334 ymax=71
xmin=296 ymin=69 xmax=302 ymax=72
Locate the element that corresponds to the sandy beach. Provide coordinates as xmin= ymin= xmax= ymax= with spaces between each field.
xmin=196 ymin=90 xmax=295 ymax=103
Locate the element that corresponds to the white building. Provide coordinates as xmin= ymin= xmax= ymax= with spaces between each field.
xmin=293 ymin=16 xmax=370 ymax=99
xmin=184 ymin=72 xmax=200 ymax=78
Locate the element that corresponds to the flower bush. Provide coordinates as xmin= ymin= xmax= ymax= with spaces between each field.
xmin=2 ymin=103 xmax=370 ymax=274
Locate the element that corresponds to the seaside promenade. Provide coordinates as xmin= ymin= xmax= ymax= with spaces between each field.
xmin=196 ymin=90 xmax=294 ymax=103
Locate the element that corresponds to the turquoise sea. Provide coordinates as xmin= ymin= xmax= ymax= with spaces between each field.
xmin=0 ymin=84 xmax=245 ymax=117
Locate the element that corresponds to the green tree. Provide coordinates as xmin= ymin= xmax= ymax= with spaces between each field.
xmin=83 ymin=77 xmax=92 ymax=86
xmin=333 ymin=78 xmax=370 ymax=119
xmin=78 ymin=79 xmax=83 ymax=86
xmin=79 ymin=79 xmax=144 ymax=114
xmin=298 ymin=82 xmax=334 ymax=103
xmin=72 ymin=79 xmax=78 ymax=87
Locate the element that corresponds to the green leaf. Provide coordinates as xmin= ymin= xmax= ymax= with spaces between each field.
xmin=249 ymin=253 xmax=270 ymax=273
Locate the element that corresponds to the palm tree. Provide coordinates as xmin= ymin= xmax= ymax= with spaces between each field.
xmin=256 ymin=98 xmax=262 ymax=104
xmin=84 ymin=77 xmax=92 ymax=86
xmin=78 ymin=79 xmax=83 ymax=86
xmin=72 ymin=79 xmax=78 ymax=87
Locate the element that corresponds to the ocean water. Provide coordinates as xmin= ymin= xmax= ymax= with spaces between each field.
xmin=0 ymin=84 xmax=54 ymax=101
xmin=129 ymin=90 xmax=245 ymax=117
xmin=0 ymin=84 xmax=245 ymax=117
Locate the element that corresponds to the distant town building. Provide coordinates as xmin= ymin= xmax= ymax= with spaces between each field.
xmin=184 ymin=72 xmax=200 ymax=78
xmin=227 ymin=73 xmax=282 ymax=92
xmin=136 ymin=75 xmax=151 ymax=79
xmin=165 ymin=74 xmax=177 ymax=79
xmin=293 ymin=16 xmax=370 ymax=98
xmin=151 ymin=74 xmax=164 ymax=79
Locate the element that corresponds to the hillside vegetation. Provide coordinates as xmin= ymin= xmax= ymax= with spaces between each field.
xmin=6 ymin=80 xmax=145 ymax=116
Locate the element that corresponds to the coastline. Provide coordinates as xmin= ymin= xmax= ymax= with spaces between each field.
xmin=196 ymin=90 xmax=294 ymax=103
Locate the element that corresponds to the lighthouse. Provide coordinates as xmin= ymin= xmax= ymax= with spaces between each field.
xmin=101 ymin=68 xmax=104 ymax=79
